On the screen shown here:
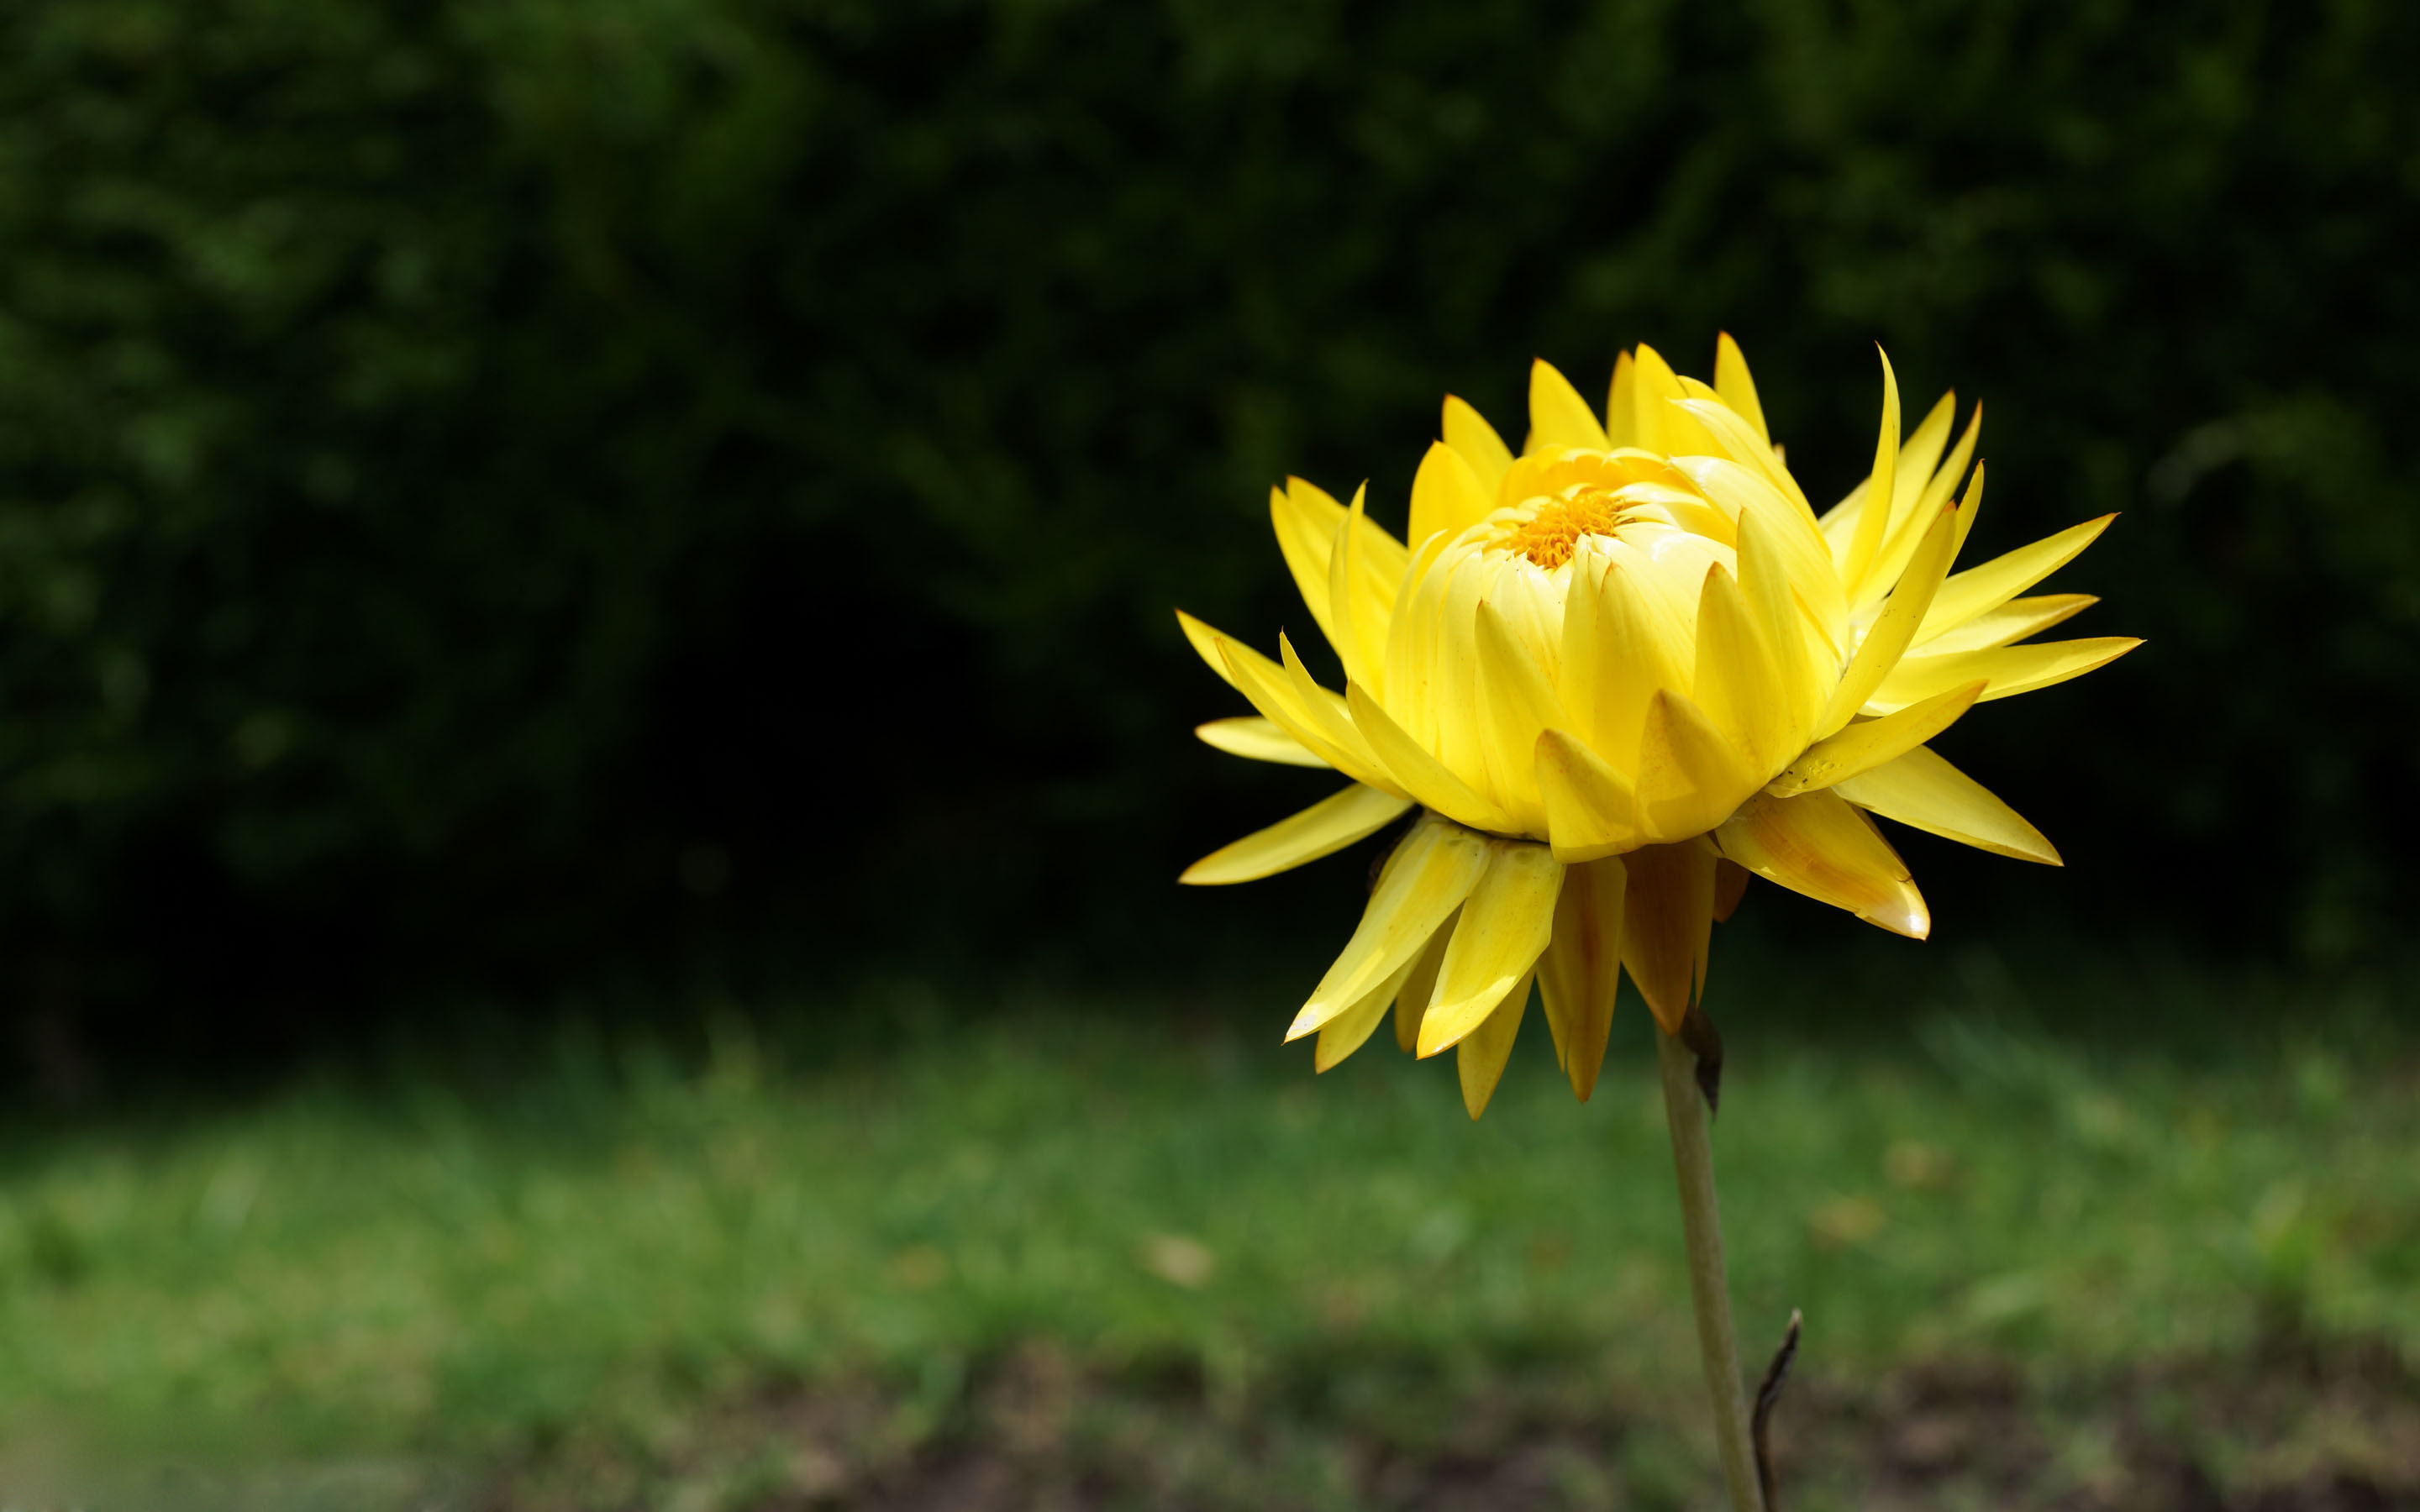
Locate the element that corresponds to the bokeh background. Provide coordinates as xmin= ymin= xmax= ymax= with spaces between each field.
xmin=3 ymin=3 xmax=2417 ymax=1508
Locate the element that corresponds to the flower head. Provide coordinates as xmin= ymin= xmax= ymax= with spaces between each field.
xmin=1178 ymin=338 xmax=2136 ymax=1116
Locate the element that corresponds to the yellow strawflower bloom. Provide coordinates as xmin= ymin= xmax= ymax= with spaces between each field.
xmin=1178 ymin=337 xmax=2137 ymax=1116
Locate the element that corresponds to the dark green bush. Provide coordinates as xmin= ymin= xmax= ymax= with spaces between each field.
xmin=0 ymin=0 xmax=2413 ymax=1021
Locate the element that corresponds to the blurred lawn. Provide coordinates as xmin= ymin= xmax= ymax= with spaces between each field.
xmin=3 ymin=964 xmax=2417 ymax=1504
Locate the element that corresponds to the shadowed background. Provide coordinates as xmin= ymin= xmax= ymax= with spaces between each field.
xmin=3 ymin=0 xmax=2414 ymax=1072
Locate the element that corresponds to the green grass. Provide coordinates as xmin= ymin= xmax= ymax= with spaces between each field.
xmin=3 ymin=958 xmax=2418 ymax=1502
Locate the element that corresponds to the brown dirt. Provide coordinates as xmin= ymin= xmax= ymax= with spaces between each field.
xmin=474 ymin=1338 xmax=2420 ymax=1512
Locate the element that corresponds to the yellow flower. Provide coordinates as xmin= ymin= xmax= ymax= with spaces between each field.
xmin=1177 ymin=337 xmax=2137 ymax=1116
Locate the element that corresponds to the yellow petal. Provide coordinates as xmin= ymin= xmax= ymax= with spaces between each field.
xmin=1670 ymin=402 xmax=1815 ymax=523
xmin=1315 ymin=948 xmax=1423 ymax=1073
xmin=1475 ymin=599 xmax=1565 ymax=830
xmin=1628 ymin=344 xmax=1720 ymax=456
xmin=1457 ymin=974 xmax=1533 ymax=1120
xmin=1181 ymin=783 xmax=1413 ymax=886
xmin=1691 ymin=563 xmax=1787 ymax=774
xmin=1635 ymin=688 xmax=1758 ymax=843
xmin=1534 ymin=727 xmax=1639 ymax=862
xmin=1734 ymin=504 xmax=1821 ymax=748
xmin=1290 ymin=816 xmax=1491 ymax=1040
xmin=1196 ymin=617 xmax=1403 ymax=796
xmin=1326 ymin=485 xmax=1386 ymax=693
xmin=1528 ymin=358 xmax=1612 ymax=452
xmin=1270 ymin=477 xmax=1411 ymax=677
xmin=1666 ymin=455 xmax=1844 ymax=645
xmin=1889 ymin=391 xmax=1957 ymax=530
xmin=1407 ymin=440 xmax=1495 ymax=549
xmin=1271 ymin=478 xmax=1343 ymax=648
xmin=1842 ymin=347 xmax=1902 ymax=599
xmin=1195 ymin=716 xmax=1328 ymax=768
xmin=1833 ymin=745 xmax=2060 ymax=864
xmin=1443 ymin=394 xmax=1514 ymax=495
xmin=1275 ymin=633 xmax=1409 ymax=795
xmin=1534 ymin=854 xmax=1626 ymax=1100
xmin=1916 ymin=593 xmax=2096 ymax=655
xmin=1176 ymin=607 xmax=1240 ymax=689
xmin=1605 ymin=349 xmax=1641 ymax=449
xmin=1586 ymin=559 xmax=1693 ymax=765
xmin=1382 ymin=528 xmax=1456 ymax=733
xmin=1717 ymin=790 xmax=1928 ymax=938
xmin=1713 ymin=332 xmax=1770 ymax=444
xmin=1767 ymin=680 xmax=1984 ymax=797
xmin=1345 ymin=680 xmax=1513 ymax=833
xmin=1917 ymin=514 xmax=2117 ymax=644
xmin=1427 ymin=551 xmax=1496 ymax=785
xmin=1417 ymin=841 xmax=1565 ymax=1057
xmin=1392 ymin=910 xmax=1455 ymax=1052
xmin=1619 ymin=839 xmax=1716 ymax=1034
xmin=1867 ymin=637 xmax=2141 ymax=713
xmin=1817 ymin=489 xmax=1963 ymax=738
xmin=1854 ymin=394 xmax=1969 ymax=611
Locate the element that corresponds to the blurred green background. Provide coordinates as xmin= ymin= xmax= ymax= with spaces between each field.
xmin=3 ymin=0 xmax=2418 ymax=1505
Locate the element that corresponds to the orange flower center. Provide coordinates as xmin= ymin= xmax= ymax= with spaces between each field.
xmin=1500 ymin=491 xmax=1624 ymax=569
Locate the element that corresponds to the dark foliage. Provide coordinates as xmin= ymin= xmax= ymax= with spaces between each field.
xmin=0 ymin=0 xmax=2414 ymax=1039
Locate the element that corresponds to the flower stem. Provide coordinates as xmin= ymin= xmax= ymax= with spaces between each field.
xmin=1655 ymin=1025 xmax=1762 ymax=1511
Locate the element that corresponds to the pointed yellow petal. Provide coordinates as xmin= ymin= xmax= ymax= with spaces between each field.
xmin=1176 ymin=607 xmax=1241 ymax=689
xmin=1418 ymin=842 xmax=1565 ymax=1057
xmin=1619 ymin=839 xmax=1716 ymax=1034
xmin=1392 ymin=910 xmax=1455 ymax=1052
xmin=1605 ymin=350 xmax=1641 ymax=449
xmin=1671 ymin=402 xmax=1817 ymax=522
xmin=1666 ymin=455 xmax=1843 ymax=644
xmin=1345 ymin=680 xmax=1513 ymax=833
xmin=1586 ymin=559 xmax=1693 ymax=764
xmin=1867 ymin=637 xmax=2141 ymax=713
xmin=1475 ymin=599 xmax=1565 ymax=830
xmin=1628 ymin=344 xmax=1719 ymax=455
xmin=1408 ymin=440 xmax=1495 ymax=549
xmin=1534 ymin=854 xmax=1626 ymax=1100
xmin=1197 ymin=620 xmax=1402 ymax=796
xmin=1691 ymin=563 xmax=1787 ymax=774
xmin=1270 ymin=477 xmax=1412 ymax=677
xmin=1713 ymin=333 xmax=1770 ymax=444
xmin=1718 ymin=790 xmax=1928 ymax=938
xmin=1326 ymin=485 xmax=1386 ymax=692
xmin=1271 ymin=478 xmax=1343 ymax=648
xmin=1889 ymin=391 xmax=1957 ymax=528
xmin=1457 ymin=974 xmax=1533 ymax=1119
xmin=1843 ymin=348 xmax=1902 ymax=598
xmin=1195 ymin=716 xmax=1328 ymax=768
xmin=1290 ymin=816 xmax=1491 ymax=1040
xmin=1443 ymin=394 xmax=1514 ymax=494
xmin=1315 ymin=948 xmax=1423 ymax=1072
xmin=1854 ymin=394 xmax=1968 ymax=611
xmin=1767 ymin=680 xmax=1984 ymax=797
xmin=1181 ymin=784 xmax=1413 ymax=886
xmin=1916 ymin=594 xmax=2096 ymax=655
xmin=1528 ymin=358 xmax=1612 ymax=452
xmin=1817 ymin=490 xmax=1963 ymax=738
xmin=1534 ymin=728 xmax=1639 ymax=863
xmin=1635 ymin=687 xmax=1759 ymax=843
xmin=1275 ymin=633 xmax=1407 ymax=795
xmin=1917 ymin=515 xmax=2117 ymax=643
xmin=1733 ymin=504 xmax=1820 ymax=748
xmin=1833 ymin=745 xmax=2060 ymax=864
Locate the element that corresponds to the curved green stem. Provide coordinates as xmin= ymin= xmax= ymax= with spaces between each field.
xmin=1656 ymin=1026 xmax=1762 ymax=1511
